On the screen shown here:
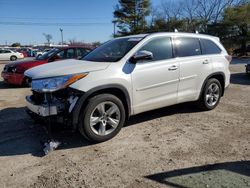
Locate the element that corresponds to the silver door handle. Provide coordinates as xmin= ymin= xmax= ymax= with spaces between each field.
xmin=168 ymin=65 xmax=178 ymax=71
xmin=203 ymin=59 xmax=209 ymax=64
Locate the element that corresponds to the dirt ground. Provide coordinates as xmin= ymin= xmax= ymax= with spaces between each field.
xmin=0 ymin=58 xmax=250 ymax=188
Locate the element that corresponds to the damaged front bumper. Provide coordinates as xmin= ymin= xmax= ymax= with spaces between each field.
xmin=26 ymin=96 xmax=58 ymax=116
xmin=25 ymin=88 xmax=83 ymax=126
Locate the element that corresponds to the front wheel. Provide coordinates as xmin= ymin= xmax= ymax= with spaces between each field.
xmin=79 ymin=94 xmax=126 ymax=143
xmin=198 ymin=78 xmax=222 ymax=110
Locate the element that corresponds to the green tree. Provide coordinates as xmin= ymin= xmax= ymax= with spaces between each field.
xmin=113 ymin=0 xmax=151 ymax=36
xmin=223 ymin=3 xmax=250 ymax=49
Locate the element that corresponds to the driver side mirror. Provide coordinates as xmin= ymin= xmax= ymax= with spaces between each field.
xmin=130 ymin=50 xmax=153 ymax=63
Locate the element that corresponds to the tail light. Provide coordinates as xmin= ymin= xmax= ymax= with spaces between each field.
xmin=225 ymin=55 xmax=232 ymax=63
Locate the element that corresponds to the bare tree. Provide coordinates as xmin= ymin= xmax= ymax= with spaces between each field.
xmin=180 ymin=0 xmax=244 ymax=32
xmin=149 ymin=5 xmax=163 ymax=27
xmin=161 ymin=0 xmax=182 ymax=21
xmin=43 ymin=33 xmax=53 ymax=45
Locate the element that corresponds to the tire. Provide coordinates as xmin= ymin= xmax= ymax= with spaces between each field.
xmin=198 ymin=78 xmax=222 ymax=110
xmin=10 ymin=56 xmax=17 ymax=61
xmin=23 ymin=77 xmax=31 ymax=87
xmin=79 ymin=94 xmax=126 ymax=143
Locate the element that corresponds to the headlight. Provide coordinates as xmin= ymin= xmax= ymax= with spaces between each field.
xmin=31 ymin=73 xmax=88 ymax=92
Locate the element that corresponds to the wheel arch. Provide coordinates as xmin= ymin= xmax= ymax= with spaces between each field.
xmin=199 ymin=72 xmax=226 ymax=99
xmin=72 ymin=84 xmax=131 ymax=129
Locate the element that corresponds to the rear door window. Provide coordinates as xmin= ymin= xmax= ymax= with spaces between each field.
xmin=174 ymin=37 xmax=201 ymax=57
xmin=200 ymin=38 xmax=222 ymax=54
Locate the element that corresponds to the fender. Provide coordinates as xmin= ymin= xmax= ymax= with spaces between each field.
xmin=199 ymin=71 xmax=226 ymax=99
xmin=71 ymin=84 xmax=131 ymax=128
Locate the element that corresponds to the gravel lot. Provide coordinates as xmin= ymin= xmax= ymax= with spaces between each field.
xmin=0 ymin=58 xmax=249 ymax=188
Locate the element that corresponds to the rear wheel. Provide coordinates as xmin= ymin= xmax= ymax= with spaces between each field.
xmin=10 ymin=56 xmax=17 ymax=61
xmin=79 ymin=94 xmax=126 ymax=143
xmin=198 ymin=78 xmax=222 ymax=110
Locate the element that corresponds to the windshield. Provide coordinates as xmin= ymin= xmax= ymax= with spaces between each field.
xmin=36 ymin=48 xmax=59 ymax=60
xmin=82 ymin=37 xmax=143 ymax=62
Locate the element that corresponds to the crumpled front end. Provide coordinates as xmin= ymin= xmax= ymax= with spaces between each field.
xmin=26 ymin=88 xmax=83 ymax=126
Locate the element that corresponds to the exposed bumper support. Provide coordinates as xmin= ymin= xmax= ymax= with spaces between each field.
xmin=25 ymin=96 xmax=58 ymax=117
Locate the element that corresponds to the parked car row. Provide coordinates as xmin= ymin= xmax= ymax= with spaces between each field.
xmin=0 ymin=49 xmax=24 ymax=61
xmin=17 ymin=32 xmax=231 ymax=142
xmin=1 ymin=46 xmax=92 ymax=85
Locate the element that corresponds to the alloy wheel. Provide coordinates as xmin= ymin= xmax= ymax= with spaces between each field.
xmin=89 ymin=101 xmax=121 ymax=136
xmin=206 ymin=83 xmax=220 ymax=107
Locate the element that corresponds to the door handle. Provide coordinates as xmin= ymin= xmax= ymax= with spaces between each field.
xmin=203 ymin=59 xmax=209 ymax=64
xmin=168 ymin=65 xmax=178 ymax=71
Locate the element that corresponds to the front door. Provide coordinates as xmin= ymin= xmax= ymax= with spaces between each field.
xmin=131 ymin=37 xmax=179 ymax=114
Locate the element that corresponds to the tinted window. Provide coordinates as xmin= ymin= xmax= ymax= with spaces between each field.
xmin=76 ymin=48 xmax=90 ymax=59
xmin=174 ymin=37 xmax=201 ymax=57
xmin=200 ymin=39 xmax=222 ymax=54
xmin=138 ymin=37 xmax=173 ymax=62
xmin=66 ymin=48 xmax=75 ymax=58
xmin=36 ymin=48 xmax=59 ymax=60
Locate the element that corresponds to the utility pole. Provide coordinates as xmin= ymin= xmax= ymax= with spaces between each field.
xmin=59 ymin=28 xmax=63 ymax=45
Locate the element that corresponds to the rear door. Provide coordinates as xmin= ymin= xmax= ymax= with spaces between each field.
xmin=174 ymin=37 xmax=213 ymax=103
xmin=131 ymin=36 xmax=180 ymax=114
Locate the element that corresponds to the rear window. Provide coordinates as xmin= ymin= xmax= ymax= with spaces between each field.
xmin=200 ymin=39 xmax=222 ymax=55
xmin=174 ymin=37 xmax=201 ymax=57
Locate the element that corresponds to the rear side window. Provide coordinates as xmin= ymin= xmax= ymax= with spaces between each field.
xmin=139 ymin=37 xmax=173 ymax=62
xmin=174 ymin=37 xmax=201 ymax=57
xmin=200 ymin=39 xmax=222 ymax=55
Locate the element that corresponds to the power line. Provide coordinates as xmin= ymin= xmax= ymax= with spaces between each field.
xmin=0 ymin=16 xmax=111 ymax=20
xmin=0 ymin=21 xmax=111 ymax=26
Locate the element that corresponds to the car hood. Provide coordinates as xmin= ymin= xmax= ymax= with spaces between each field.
xmin=24 ymin=59 xmax=110 ymax=79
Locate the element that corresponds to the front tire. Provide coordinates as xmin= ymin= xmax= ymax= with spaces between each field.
xmin=198 ymin=78 xmax=222 ymax=110
xmin=79 ymin=94 xmax=126 ymax=143
xmin=23 ymin=77 xmax=31 ymax=87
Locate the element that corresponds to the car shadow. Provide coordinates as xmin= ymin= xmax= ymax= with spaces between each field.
xmin=127 ymin=102 xmax=200 ymax=127
xmin=0 ymin=107 xmax=93 ymax=157
xmin=146 ymin=161 xmax=250 ymax=187
xmin=230 ymin=72 xmax=250 ymax=85
xmin=0 ymin=102 xmax=201 ymax=157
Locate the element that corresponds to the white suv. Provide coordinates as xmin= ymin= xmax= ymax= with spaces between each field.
xmin=25 ymin=32 xmax=231 ymax=142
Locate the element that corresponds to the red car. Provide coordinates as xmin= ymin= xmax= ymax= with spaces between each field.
xmin=1 ymin=46 xmax=92 ymax=86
